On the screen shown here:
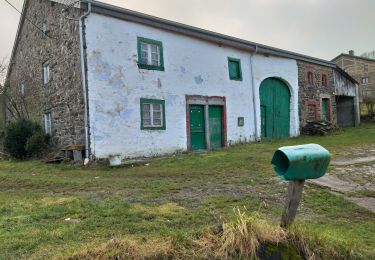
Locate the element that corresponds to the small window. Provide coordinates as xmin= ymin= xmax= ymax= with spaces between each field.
xmin=307 ymin=71 xmax=314 ymax=85
xmin=43 ymin=61 xmax=50 ymax=85
xmin=238 ymin=117 xmax=244 ymax=127
xmin=42 ymin=21 xmax=49 ymax=35
xmin=44 ymin=112 xmax=52 ymax=135
xmin=322 ymin=74 xmax=328 ymax=87
xmin=19 ymin=83 xmax=25 ymax=96
xmin=228 ymin=57 xmax=242 ymax=81
xmin=362 ymin=77 xmax=369 ymax=84
xmin=140 ymin=98 xmax=166 ymax=130
xmin=137 ymin=37 xmax=164 ymax=71
xmin=364 ymin=64 xmax=368 ymax=72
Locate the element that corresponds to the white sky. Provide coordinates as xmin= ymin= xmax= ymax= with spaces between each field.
xmin=1 ymin=0 xmax=374 ymax=64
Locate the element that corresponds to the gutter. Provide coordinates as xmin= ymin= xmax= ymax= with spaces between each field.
xmin=250 ymin=46 xmax=259 ymax=140
xmin=79 ymin=0 xmax=92 ymax=164
xmin=85 ymin=1 xmax=336 ymax=68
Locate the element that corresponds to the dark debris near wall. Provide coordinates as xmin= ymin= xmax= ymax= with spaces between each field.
xmin=301 ymin=121 xmax=335 ymax=136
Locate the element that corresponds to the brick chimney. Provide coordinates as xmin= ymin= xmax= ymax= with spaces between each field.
xmin=349 ymin=50 xmax=355 ymax=56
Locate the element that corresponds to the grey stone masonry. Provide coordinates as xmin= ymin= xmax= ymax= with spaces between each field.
xmin=6 ymin=0 xmax=84 ymax=147
xmin=297 ymin=61 xmax=337 ymax=127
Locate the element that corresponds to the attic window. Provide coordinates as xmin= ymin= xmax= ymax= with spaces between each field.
xmin=137 ymin=37 xmax=164 ymax=71
xmin=322 ymin=74 xmax=328 ymax=87
xmin=364 ymin=64 xmax=368 ymax=72
xmin=307 ymin=71 xmax=314 ymax=85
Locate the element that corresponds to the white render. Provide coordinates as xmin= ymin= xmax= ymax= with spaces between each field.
xmin=85 ymin=13 xmax=299 ymax=159
xmin=251 ymin=55 xmax=300 ymax=138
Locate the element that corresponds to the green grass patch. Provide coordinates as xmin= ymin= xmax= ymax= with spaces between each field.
xmin=0 ymin=124 xmax=374 ymax=258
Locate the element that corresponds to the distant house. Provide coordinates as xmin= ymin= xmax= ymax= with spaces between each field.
xmin=5 ymin=0 xmax=359 ymax=161
xmin=333 ymin=51 xmax=375 ymax=112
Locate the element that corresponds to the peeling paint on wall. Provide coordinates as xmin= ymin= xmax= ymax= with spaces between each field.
xmin=85 ymin=13 xmax=299 ymax=159
xmin=194 ymin=75 xmax=204 ymax=85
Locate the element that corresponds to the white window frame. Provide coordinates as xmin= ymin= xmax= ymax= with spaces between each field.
xmin=143 ymin=103 xmax=163 ymax=127
xmin=44 ymin=112 xmax=52 ymax=135
xmin=140 ymin=42 xmax=160 ymax=67
xmin=43 ymin=61 xmax=50 ymax=85
xmin=362 ymin=77 xmax=369 ymax=85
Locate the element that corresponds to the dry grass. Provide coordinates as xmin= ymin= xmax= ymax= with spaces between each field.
xmin=197 ymin=208 xmax=286 ymax=259
xmin=67 ymin=208 xmax=375 ymax=260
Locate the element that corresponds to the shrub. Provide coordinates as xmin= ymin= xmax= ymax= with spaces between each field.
xmin=4 ymin=119 xmax=48 ymax=159
xmin=26 ymin=131 xmax=49 ymax=157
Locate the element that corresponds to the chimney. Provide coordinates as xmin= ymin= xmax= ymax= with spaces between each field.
xmin=349 ymin=50 xmax=355 ymax=56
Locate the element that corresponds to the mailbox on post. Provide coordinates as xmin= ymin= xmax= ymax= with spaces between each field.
xmin=272 ymin=144 xmax=331 ymax=228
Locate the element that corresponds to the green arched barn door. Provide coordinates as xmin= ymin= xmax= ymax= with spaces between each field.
xmin=260 ymin=78 xmax=290 ymax=139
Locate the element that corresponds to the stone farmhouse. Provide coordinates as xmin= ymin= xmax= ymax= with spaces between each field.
xmin=5 ymin=0 xmax=359 ymax=161
xmin=333 ymin=51 xmax=375 ymax=114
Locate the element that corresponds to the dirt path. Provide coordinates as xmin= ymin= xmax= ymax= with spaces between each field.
xmin=309 ymin=146 xmax=375 ymax=213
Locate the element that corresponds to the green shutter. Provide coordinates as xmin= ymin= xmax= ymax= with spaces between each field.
xmin=228 ymin=57 xmax=242 ymax=81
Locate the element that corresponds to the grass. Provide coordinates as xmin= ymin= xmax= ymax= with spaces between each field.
xmin=0 ymin=124 xmax=375 ymax=259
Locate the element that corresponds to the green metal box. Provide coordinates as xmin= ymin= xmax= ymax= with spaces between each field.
xmin=271 ymin=144 xmax=331 ymax=181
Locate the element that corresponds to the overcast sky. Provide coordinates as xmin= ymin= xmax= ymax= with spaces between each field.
xmin=1 ymin=0 xmax=374 ymax=64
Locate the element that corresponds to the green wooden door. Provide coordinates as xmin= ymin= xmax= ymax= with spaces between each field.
xmin=209 ymin=106 xmax=223 ymax=149
xmin=321 ymin=98 xmax=330 ymax=121
xmin=190 ymin=105 xmax=206 ymax=150
xmin=260 ymin=78 xmax=290 ymax=139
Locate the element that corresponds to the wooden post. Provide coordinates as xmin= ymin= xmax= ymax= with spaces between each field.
xmin=280 ymin=180 xmax=305 ymax=228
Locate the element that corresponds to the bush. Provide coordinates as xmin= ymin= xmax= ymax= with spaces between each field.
xmin=4 ymin=119 xmax=49 ymax=159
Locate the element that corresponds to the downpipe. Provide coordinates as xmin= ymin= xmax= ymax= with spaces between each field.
xmin=79 ymin=0 xmax=92 ymax=165
xmin=250 ymin=46 xmax=259 ymax=141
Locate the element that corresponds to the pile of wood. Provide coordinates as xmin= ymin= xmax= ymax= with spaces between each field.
xmin=301 ymin=121 xmax=334 ymax=136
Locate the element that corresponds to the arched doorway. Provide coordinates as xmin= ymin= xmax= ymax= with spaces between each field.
xmin=260 ymin=78 xmax=291 ymax=139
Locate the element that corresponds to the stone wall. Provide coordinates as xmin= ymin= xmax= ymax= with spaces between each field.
xmin=297 ymin=61 xmax=337 ymax=127
xmin=6 ymin=0 xmax=84 ymax=147
xmin=334 ymin=55 xmax=375 ymax=102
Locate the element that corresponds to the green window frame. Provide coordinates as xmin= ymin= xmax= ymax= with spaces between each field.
xmin=228 ymin=57 xmax=242 ymax=81
xmin=137 ymin=37 xmax=165 ymax=71
xmin=140 ymin=98 xmax=166 ymax=130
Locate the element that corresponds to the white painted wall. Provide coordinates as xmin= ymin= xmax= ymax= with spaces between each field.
xmin=85 ymin=13 xmax=299 ymax=159
xmin=251 ymin=54 xmax=300 ymax=137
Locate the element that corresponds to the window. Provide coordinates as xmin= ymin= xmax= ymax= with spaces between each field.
xmin=140 ymin=98 xmax=166 ymax=130
xmin=321 ymin=74 xmax=328 ymax=87
xmin=362 ymin=77 xmax=369 ymax=84
xmin=238 ymin=117 xmax=244 ymax=127
xmin=44 ymin=112 xmax=52 ymax=135
xmin=42 ymin=20 xmax=49 ymax=35
xmin=228 ymin=57 xmax=242 ymax=81
xmin=364 ymin=64 xmax=368 ymax=72
xmin=19 ymin=83 xmax=25 ymax=96
xmin=137 ymin=37 xmax=164 ymax=71
xmin=307 ymin=71 xmax=314 ymax=85
xmin=43 ymin=61 xmax=50 ymax=85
